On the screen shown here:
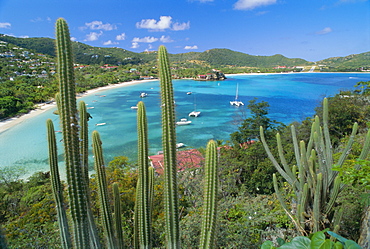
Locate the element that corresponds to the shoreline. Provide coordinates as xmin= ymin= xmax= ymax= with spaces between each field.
xmin=1 ymin=71 xmax=369 ymax=134
xmin=0 ymin=79 xmax=158 ymax=134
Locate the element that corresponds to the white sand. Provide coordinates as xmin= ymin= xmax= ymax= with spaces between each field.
xmin=0 ymin=79 xmax=158 ymax=134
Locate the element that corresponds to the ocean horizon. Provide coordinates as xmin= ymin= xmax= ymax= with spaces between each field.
xmin=1 ymin=72 xmax=370 ymax=179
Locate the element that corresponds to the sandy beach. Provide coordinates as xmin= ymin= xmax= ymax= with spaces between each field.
xmin=0 ymin=79 xmax=158 ymax=134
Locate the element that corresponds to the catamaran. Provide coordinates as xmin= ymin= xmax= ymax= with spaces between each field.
xmin=230 ymin=83 xmax=244 ymax=106
xmin=189 ymin=94 xmax=201 ymax=117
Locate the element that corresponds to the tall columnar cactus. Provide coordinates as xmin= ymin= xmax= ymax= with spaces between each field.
xmin=113 ymin=182 xmax=125 ymax=249
xmin=158 ymin=45 xmax=180 ymax=248
xmin=136 ymin=101 xmax=152 ymax=248
xmin=46 ymin=119 xmax=72 ymax=249
xmin=55 ymin=17 xmax=90 ymax=247
xmin=78 ymin=100 xmax=102 ymax=249
xmin=92 ymin=130 xmax=118 ymax=248
xmin=260 ymin=97 xmax=370 ymax=235
xmin=199 ymin=140 xmax=219 ymax=249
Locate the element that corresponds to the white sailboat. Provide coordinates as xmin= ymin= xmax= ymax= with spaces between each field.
xmin=189 ymin=93 xmax=201 ymax=117
xmin=230 ymin=83 xmax=244 ymax=106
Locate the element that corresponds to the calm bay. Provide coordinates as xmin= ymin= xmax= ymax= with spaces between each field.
xmin=1 ymin=72 xmax=369 ymax=178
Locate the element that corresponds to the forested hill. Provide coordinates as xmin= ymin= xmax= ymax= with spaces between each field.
xmin=1 ymin=34 xmax=369 ymax=68
xmin=0 ymin=34 xmax=311 ymax=67
xmin=317 ymin=52 xmax=370 ymax=69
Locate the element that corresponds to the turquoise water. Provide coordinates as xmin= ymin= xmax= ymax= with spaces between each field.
xmin=1 ymin=73 xmax=370 ymax=178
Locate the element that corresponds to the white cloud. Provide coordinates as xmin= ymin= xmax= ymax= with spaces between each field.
xmin=131 ymin=42 xmax=139 ymax=48
xmin=136 ymin=16 xmax=172 ymax=30
xmin=160 ymin=35 xmax=174 ymax=43
xmin=172 ymin=21 xmax=190 ymax=31
xmin=136 ymin=16 xmax=190 ymax=31
xmin=233 ymin=0 xmax=277 ymax=10
xmin=116 ymin=33 xmax=126 ymax=40
xmin=316 ymin=27 xmax=333 ymax=35
xmin=84 ymin=31 xmax=103 ymax=41
xmin=84 ymin=21 xmax=117 ymax=31
xmin=184 ymin=45 xmax=198 ymax=50
xmin=103 ymin=40 xmax=119 ymax=45
xmin=0 ymin=22 xmax=11 ymax=29
xmin=132 ymin=36 xmax=158 ymax=43
xmin=71 ymin=37 xmax=77 ymax=41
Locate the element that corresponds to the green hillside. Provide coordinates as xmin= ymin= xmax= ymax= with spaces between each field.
xmin=0 ymin=34 xmax=311 ymax=67
xmin=317 ymin=51 xmax=370 ymax=69
xmin=1 ymin=34 xmax=369 ymax=69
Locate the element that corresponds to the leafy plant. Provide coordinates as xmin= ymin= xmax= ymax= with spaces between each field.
xmin=261 ymin=230 xmax=362 ymax=249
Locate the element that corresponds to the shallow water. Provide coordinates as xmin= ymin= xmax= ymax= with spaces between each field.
xmin=1 ymin=73 xmax=369 ymax=178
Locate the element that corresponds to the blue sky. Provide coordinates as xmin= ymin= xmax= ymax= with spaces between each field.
xmin=0 ymin=0 xmax=369 ymax=61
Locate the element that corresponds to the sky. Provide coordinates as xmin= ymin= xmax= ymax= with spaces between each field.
xmin=0 ymin=0 xmax=369 ymax=62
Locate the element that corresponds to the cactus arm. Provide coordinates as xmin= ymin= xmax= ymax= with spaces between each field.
xmin=298 ymin=183 xmax=308 ymax=226
xmin=306 ymin=122 xmax=315 ymax=159
xmin=78 ymin=101 xmax=89 ymax=179
xmin=313 ymin=173 xmax=323 ymax=233
xmin=276 ymin=133 xmax=298 ymax=191
xmin=322 ymin=98 xmax=334 ymax=173
xmin=92 ymin=131 xmax=117 ymax=248
xmin=137 ymin=101 xmax=152 ymax=249
xmin=324 ymin=176 xmax=341 ymax=215
xmin=291 ymin=125 xmax=301 ymax=168
xmin=113 ymin=182 xmax=125 ymax=249
xmin=199 ymin=140 xmax=219 ymax=249
xmin=273 ymin=174 xmax=306 ymax=235
xmin=134 ymin=178 xmax=141 ymax=249
xmin=148 ymin=166 xmax=155 ymax=211
xmin=158 ymin=45 xmax=180 ymax=249
xmin=55 ymin=18 xmax=89 ymax=248
xmin=260 ymin=126 xmax=296 ymax=188
xmin=358 ymin=127 xmax=370 ymax=161
xmin=47 ymin=119 xmax=72 ymax=249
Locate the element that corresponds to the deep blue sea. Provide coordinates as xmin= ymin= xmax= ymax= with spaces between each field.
xmin=1 ymin=72 xmax=370 ymax=178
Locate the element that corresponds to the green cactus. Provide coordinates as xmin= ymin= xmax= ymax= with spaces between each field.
xmin=260 ymin=97 xmax=370 ymax=235
xmin=113 ymin=182 xmax=125 ymax=249
xmin=55 ymin=17 xmax=90 ymax=247
xmin=92 ymin=130 xmax=118 ymax=248
xmin=199 ymin=140 xmax=219 ymax=249
xmin=78 ymin=100 xmax=102 ymax=249
xmin=136 ymin=101 xmax=152 ymax=248
xmin=46 ymin=119 xmax=72 ymax=249
xmin=158 ymin=45 xmax=180 ymax=248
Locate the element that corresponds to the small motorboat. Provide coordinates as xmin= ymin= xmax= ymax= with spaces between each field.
xmin=176 ymin=118 xmax=192 ymax=125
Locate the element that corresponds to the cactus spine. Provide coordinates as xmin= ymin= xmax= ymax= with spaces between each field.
xmin=260 ymin=97 xmax=370 ymax=235
xmin=199 ymin=140 xmax=219 ymax=249
xmin=92 ymin=130 xmax=118 ymax=248
xmin=47 ymin=119 xmax=72 ymax=249
xmin=158 ymin=45 xmax=180 ymax=248
xmin=136 ymin=101 xmax=152 ymax=248
xmin=55 ymin=17 xmax=89 ymax=247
